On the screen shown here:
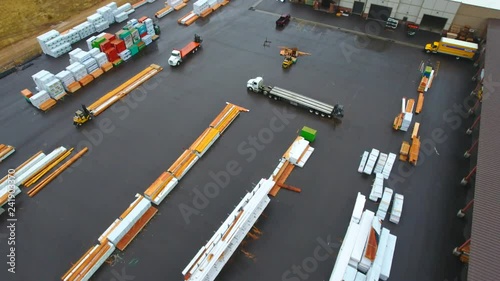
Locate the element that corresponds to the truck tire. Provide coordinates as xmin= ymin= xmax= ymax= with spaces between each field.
xmin=273 ymin=96 xmax=278 ymax=100
xmin=315 ymin=111 xmax=319 ymax=115
xmin=177 ymin=61 xmax=180 ymax=66
xmin=327 ymin=114 xmax=332 ymax=119
xmin=425 ymin=50 xmax=430 ymax=54
xmin=321 ymin=113 xmax=325 ymax=117
xmin=247 ymin=87 xmax=253 ymax=91
xmin=309 ymin=109 xmax=314 ymax=114
xmin=268 ymin=94 xmax=273 ymax=99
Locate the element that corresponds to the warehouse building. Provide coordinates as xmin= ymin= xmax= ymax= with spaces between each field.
xmin=296 ymin=0 xmax=500 ymax=33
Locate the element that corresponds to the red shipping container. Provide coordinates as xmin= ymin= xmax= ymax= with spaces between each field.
xmin=111 ymin=39 xmax=126 ymax=53
xmin=140 ymin=31 xmax=147 ymax=38
xmin=138 ymin=16 xmax=148 ymax=23
xmin=103 ymin=33 xmax=116 ymax=42
xmin=99 ymin=40 xmax=112 ymax=52
xmin=105 ymin=48 xmax=119 ymax=62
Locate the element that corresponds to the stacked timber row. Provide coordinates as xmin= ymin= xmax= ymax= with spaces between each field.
xmin=268 ymin=136 xmax=315 ymax=197
xmin=0 ymin=144 xmax=15 ymax=162
xmin=144 ymin=102 xmax=249 ymax=204
xmin=183 ymin=179 xmax=277 ymax=281
xmin=62 ymin=194 xmax=157 ymax=281
xmin=155 ymin=0 xmax=188 ymax=19
xmin=329 ymin=192 xmax=398 ymax=281
xmin=87 ymin=64 xmax=163 ymax=116
xmin=183 ymin=134 xmax=317 ymax=281
xmin=0 ymin=147 xmax=88 ymax=215
xmin=178 ymin=0 xmax=230 ymax=26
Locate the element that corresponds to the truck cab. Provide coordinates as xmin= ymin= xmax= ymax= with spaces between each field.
xmin=247 ymin=77 xmax=271 ymax=93
xmin=425 ymin=42 xmax=439 ymax=53
xmin=168 ymin=50 xmax=182 ymax=66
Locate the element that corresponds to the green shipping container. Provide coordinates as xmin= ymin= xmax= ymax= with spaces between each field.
xmin=92 ymin=37 xmax=106 ymax=49
xmin=118 ymin=30 xmax=131 ymax=40
xmin=300 ymin=126 xmax=317 ymax=142
xmin=129 ymin=45 xmax=139 ymax=56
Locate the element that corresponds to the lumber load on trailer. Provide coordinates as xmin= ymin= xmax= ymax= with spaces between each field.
xmin=209 ymin=102 xmax=249 ymax=134
xmin=143 ymin=171 xmax=178 ymax=205
xmin=189 ymin=127 xmax=220 ymax=157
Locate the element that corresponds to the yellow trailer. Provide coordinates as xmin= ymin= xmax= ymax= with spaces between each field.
xmin=425 ymin=37 xmax=478 ymax=59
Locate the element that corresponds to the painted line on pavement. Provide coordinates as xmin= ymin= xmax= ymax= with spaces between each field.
xmin=253 ymin=9 xmax=423 ymax=49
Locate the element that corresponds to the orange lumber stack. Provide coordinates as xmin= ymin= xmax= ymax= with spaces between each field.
xmin=0 ymin=145 xmax=15 ymax=162
xmin=185 ymin=15 xmax=199 ymax=26
xmin=399 ymin=141 xmax=410 ymax=161
xmin=268 ymin=161 xmax=295 ymax=197
xmin=144 ymin=172 xmax=176 ymax=200
xmin=67 ymin=81 xmax=82 ymax=93
xmin=78 ymin=74 xmax=94 ymax=86
xmin=277 ymin=183 xmax=301 ymax=193
xmin=39 ymin=99 xmax=57 ymax=111
xmin=405 ymin=99 xmax=415 ymax=113
xmin=416 ymin=93 xmax=424 ymax=114
xmin=175 ymin=3 xmax=187 ymax=10
xmin=90 ymin=68 xmax=104 ymax=79
xmin=167 ymin=150 xmax=198 ymax=179
xmin=364 ymin=229 xmax=378 ymax=261
xmin=200 ymin=8 xmax=213 ymax=18
xmin=178 ymin=12 xmax=192 ymax=23
xmin=21 ymin=89 xmax=33 ymax=99
xmin=115 ymin=206 xmax=158 ymax=251
xmin=409 ymin=136 xmax=420 ymax=166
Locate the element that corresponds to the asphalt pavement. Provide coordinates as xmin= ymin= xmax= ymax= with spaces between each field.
xmin=0 ymin=1 xmax=475 ymax=281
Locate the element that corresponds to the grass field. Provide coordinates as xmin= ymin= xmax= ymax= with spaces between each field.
xmin=0 ymin=0 xmax=129 ymax=71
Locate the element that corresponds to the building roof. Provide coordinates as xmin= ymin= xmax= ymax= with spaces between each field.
xmin=468 ymin=18 xmax=500 ymax=281
xmin=453 ymin=0 xmax=500 ymax=10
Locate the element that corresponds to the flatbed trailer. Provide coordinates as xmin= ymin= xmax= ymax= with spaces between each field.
xmin=246 ymin=77 xmax=344 ymax=119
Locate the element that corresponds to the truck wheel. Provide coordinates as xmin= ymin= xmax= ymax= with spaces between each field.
xmin=309 ymin=109 xmax=313 ymax=114
xmin=273 ymin=96 xmax=278 ymax=100
xmin=268 ymin=94 xmax=273 ymax=99
xmin=327 ymin=115 xmax=332 ymax=119
xmin=425 ymin=50 xmax=430 ymax=54
xmin=247 ymin=87 xmax=253 ymax=91
xmin=315 ymin=111 xmax=319 ymax=115
xmin=321 ymin=113 xmax=325 ymax=117
xmin=176 ymin=62 xmax=180 ymax=66
xmin=456 ymin=57 xmax=460 ymax=60
xmin=263 ymin=91 xmax=269 ymax=95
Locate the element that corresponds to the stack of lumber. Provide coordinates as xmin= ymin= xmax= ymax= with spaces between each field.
xmin=328 ymin=193 xmax=398 ymax=281
xmin=15 ymin=147 xmax=67 ymax=186
xmin=142 ymin=103 xmax=249 ymax=205
xmin=358 ymin=149 xmax=396 ymax=180
xmin=376 ymin=188 xmax=394 ymax=221
xmin=88 ymin=64 xmax=163 ymax=116
xmin=0 ymin=145 xmax=15 ymax=162
xmin=389 ymin=193 xmax=404 ymax=224
xmin=63 ymin=194 xmax=157 ymax=280
xmin=369 ymin=173 xmax=384 ymax=202
xmin=182 ymin=178 xmax=276 ymax=281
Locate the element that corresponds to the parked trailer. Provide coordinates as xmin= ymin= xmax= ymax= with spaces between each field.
xmin=246 ymin=77 xmax=344 ymax=119
xmin=168 ymin=34 xmax=202 ymax=66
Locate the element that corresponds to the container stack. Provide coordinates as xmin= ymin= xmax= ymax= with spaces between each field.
xmin=87 ymin=13 xmax=109 ymax=33
xmin=55 ymin=70 xmax=76 ymax=91
xmin=193 ymin=0 xmax=210 ymax=16
xmin=66 ymin=62 xmax=88 ymax=82
xmin=29 ymin=91 xmax=55 ymax=110
xmin=36 ymin=30 xmax=72 ymax=58
xmin=36 ymin=30 xmax=60 ymax=54
xmin=144 ymin=18 xmax=155 ymax=36
xmin=97 ymin=6 xmax=116 ymax=24
xmin=73 ymin=21 xmax=96 ymax=40
xmin=61 ymin=29 xmax=81 ymax=44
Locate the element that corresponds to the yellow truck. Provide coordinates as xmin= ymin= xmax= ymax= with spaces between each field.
xmin=425 ymin=37 xmax=478 ymax=59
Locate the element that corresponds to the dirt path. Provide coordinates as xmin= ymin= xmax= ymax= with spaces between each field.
xmin=0 ymin=0 xmax=129 ymax=72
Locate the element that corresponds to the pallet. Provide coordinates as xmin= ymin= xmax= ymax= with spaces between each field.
xmin=200 ymin=8 xmax=213 ymax=18
xmin=78 ymin=74 xmax=94 ymax=87
xmin=185 ymin=15 xmax=199 ymax=26
xmin=90 ymin=68 xmax=104 ymax=79
xmin=66 ymin=81 xmax=81 ymax=93
xmin=100 ymin=61 xmax=113 ymax=72
xmin=212 ymin=3 xmax=222 ymax=10
xmin=221 ymin=0 xmax=230 ymax=5
xmin=116 ymin=206 xmax=158 ymax=251
xmin=39 ymin=99 xmax=57 ymax=112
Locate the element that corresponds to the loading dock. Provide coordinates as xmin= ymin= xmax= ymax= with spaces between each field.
xmin=420 ymin=14 xmax=448 ymax=32
xmin=367 ymin=4 xmax=392 ymax=22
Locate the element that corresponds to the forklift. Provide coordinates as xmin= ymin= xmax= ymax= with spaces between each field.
xmin=73 ymin=104 xmax=94 ymax=127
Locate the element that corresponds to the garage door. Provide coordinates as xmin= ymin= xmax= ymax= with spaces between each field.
xmin=367 ymin=4 xmax=392 ymax=22
xmin=352 ymin=1 xmax=365 ymax=16
xmin=420 ymin=14 xmax=447 ymax=32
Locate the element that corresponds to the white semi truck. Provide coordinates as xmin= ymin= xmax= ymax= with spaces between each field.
xmin=246 ymin=77 xmax=344 ymax=119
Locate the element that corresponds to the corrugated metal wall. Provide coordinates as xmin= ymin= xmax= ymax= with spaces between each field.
xmin=452 ymin=4 xmax=500 ymax=34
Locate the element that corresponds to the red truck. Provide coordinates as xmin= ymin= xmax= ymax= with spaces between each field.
xmin=168 ymin=34 xmax=203 ymax=66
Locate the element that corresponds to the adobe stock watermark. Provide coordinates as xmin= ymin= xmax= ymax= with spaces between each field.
xmin=386 ymin=73 xmax=500 ymax=189
xmin=178 ymin=107 xmax=297 ymax=224
xmin=57 ymin=71 xmax=170 ymax=183
xmin=281 ymin=235 xmax=340 ymax=281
